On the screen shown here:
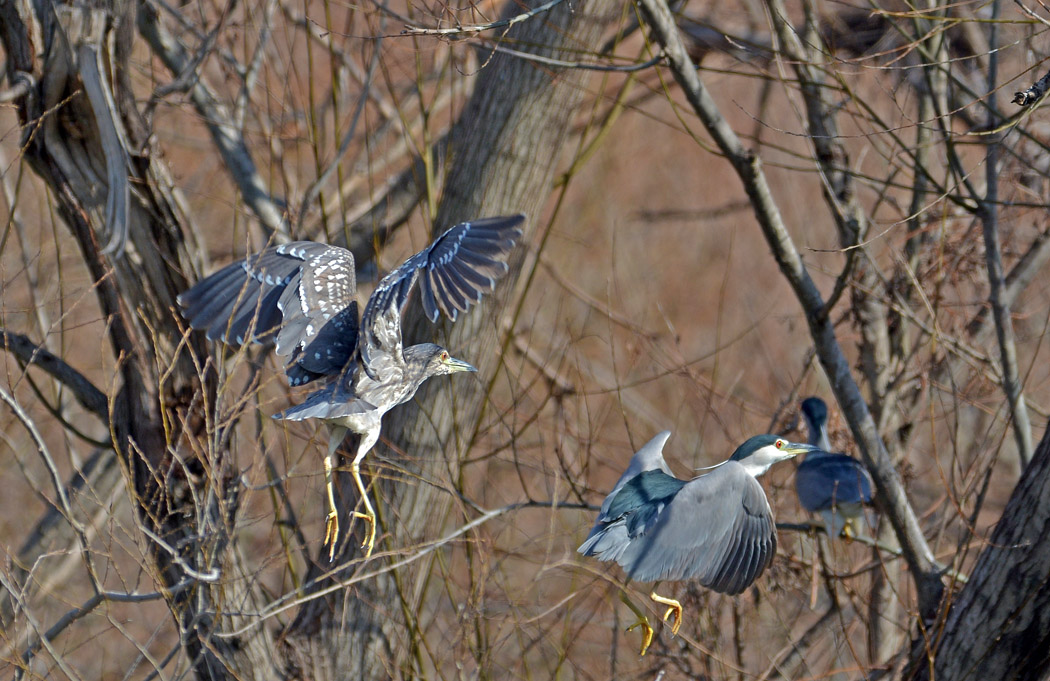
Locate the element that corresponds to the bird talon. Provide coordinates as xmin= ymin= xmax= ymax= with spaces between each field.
xmin=625 ymin=618 xmax=655 ymax=656
xmin=352 ymin=510 xmax=376 ymax=558
xmin=650 ymin=592 xmax=683 ymax=637
xmin=662 ymin=606 xmax=679 ymax=629
xmin=323 ymin=510 xmax=339 ymax=562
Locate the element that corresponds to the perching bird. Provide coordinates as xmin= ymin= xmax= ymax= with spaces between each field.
xmin=794 ymin=396 xmax=874 ymax=538
xmin=178 ymin=214 xmax=524 ymax=559
xmin=578 ymin=431 xmax=818 ymax=655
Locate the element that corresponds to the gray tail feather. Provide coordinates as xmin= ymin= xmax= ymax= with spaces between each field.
xmin=271 ymin=392 xmax=375 ymax=422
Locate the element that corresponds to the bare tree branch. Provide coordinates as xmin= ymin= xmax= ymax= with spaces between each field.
xmin=1 ymin=329 xmax=109 ymax=420
xmin=0 ymin=448 xmax=119 ymax=627
xmin=634 ymin=0 xmax=944 ymax=616
xmin=979 ymin=0 xmax=1034 ymax=467
xmin=137 ymin=2 xmax=288 ymax=236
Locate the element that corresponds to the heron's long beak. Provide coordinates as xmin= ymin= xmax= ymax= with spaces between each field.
xmin=445 ymin=356 xmax=477 ymax=373
xmin=781 ymin=443 xmax=820 ymax=458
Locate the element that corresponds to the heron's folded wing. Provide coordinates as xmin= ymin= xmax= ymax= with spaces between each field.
xmin=358 ymin=215 xmax=524 ymax=377
xmin=577 ymin=469 xmax=685 ymax=562
xmin=705 ymin=475 xmax=776 ymax=594
xmin=618 ymin=462 xmax=776 ymax=594
xmin=598 ymin=431 xmax=674 ymax=517
xmin=795 ymin=454 xmax=873 ymax=511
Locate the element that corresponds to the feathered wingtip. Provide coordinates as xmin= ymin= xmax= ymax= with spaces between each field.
xmin=417 ymin=214 xmax=526 ymax=323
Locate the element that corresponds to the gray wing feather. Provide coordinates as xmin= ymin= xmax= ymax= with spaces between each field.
xmin=358 ymin=215 xmax=524 ymax=378
xmin=577 ymin=523 xmax=631 ymax=563
xmin=599 ymin=431 xmax=673 ymax=517
xmin=616 ymin=462 xmax=776 ymax=594
xmin=178 ymin=241 xmax=359 ymax=386
xmin=272 ymin=381 xmax=376 ymax=422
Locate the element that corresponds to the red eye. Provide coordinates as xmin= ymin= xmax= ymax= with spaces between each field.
xmin=441 ymin=351 xmax=449 ymax=361
xmin=775 ymin=439 xmax=784 ymax=449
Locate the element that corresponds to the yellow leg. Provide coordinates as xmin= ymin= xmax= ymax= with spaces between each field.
xmin=323 ymin=455 xmax=340 ymax=562
xmin=350 ymin=459 xmax=376 ymax=558
xmin=810 ymin=545 xmax=820 ymax=609
xmin=842 ymin=515 xmax=860 ymax=542
xmin=650 ymin=591 xmax=683 ymax=637
xmin=619 ymin=591 xmax=654 ymax=656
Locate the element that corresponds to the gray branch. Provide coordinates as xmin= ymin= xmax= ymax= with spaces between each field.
xmin=137 ymin=3 xmax=288 ymax=235
xmin=981 ymin=0 xmax=1034 ymax=468
xmin=1 ymin=329 xmax=109 ymax=420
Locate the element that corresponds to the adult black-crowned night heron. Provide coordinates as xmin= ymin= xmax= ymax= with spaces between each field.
xmin=578 ymin=431 xmax=818 ymax=655
xmin=795 ymin=397 xmax=874 ymax=538
xmin=178 ymin=215 xmax=524 ymax=559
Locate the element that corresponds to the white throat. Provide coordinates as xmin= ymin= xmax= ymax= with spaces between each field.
xmin=738 ymin=444 xmax=795 ymax=478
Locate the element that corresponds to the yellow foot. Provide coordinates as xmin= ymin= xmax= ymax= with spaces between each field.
xmin=352 ymin=510 xmax=376 ymax=558
xmin=626 ymin=617 xmax=655 ymax=656
xmin=650 ymin=592 xmax=683 ymax=637
xmin=323 ymin=509 xmax=339 ymax=562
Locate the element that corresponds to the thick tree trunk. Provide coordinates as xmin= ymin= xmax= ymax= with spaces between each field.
xmin=0 ymin=2 xmax=278 ymax=678
xmin=909 ymin=422 xmax=1050 ymax=680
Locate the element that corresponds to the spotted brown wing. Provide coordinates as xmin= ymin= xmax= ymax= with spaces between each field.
xmin=177 ymin=241 xmax=359 ymax=386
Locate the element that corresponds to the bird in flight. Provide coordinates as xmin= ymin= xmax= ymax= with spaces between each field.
xmin=579 ymin=431 xmax=817 ymax=654
xmin=179 ymin=215 xmax=525 ymax=559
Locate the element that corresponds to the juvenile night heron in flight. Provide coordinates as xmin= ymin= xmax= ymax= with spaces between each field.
xmin=578 ymin=431 xmax=818 ymax=655
xmin=178 ymin=215 xmax=524 ymax=559
xmin=794 ymin=396 xmax=873 ymax=538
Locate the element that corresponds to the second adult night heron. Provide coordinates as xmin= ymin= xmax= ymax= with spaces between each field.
xmin=179 ymin=215 xmax=524 ymax=559
xmin=795 ymin=396 xmax=873 ymax=538
xmin=578 ymin=431 xmax=818 ymax=655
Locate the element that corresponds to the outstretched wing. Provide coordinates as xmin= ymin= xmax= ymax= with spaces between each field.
xmin=358 ymin=214 xmax=524 ymax=376
xmin=177 ymin=241 xmax=359 ymax=386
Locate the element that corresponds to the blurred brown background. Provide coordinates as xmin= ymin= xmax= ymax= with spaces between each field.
xmin=2 ymin=0 xmax=1049 ymax=678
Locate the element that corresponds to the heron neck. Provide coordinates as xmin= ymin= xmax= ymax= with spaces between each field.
xmin=803 ymin=411 xmax=833 ymax=451
xmin=357 ymin=348 xmax=437 ymax=409
xmin=404 ymin=357 xmax=435 ymax=391
xmin=740 ymin=462 xmax=769 ymax=477
xmin=738 ymin=458 xmax=782 ymax=478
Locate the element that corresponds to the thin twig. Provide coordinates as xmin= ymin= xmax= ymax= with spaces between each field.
xmin=402 ymin=0 xmax=566 ymax=36
xmin=481 ymin=42 xmax=663 ymax=72
xmin=1 ymin=571 xmax=82 ymax=681
xmin=297 ymin=31 xmax=384 ymax=228
xmin=137 ymin=4 xmax=288 ymax=236
xmin=0 ymin=385 xmax=93 ymax=558
xmin=19 ymin=584 xmax=176 ymax=672
xmin=219 ymin=499 xmax=591 ymax=636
